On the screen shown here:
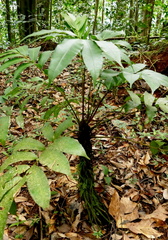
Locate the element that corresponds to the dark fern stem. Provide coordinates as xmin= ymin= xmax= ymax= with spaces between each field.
xmin=78 ymin=119 xmax=112 ymax=226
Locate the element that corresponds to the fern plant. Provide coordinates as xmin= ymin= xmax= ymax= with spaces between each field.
xmin=0 ymin=12 xmax=168 ymax=233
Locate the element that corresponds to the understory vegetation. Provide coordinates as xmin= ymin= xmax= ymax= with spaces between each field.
xmin=0 ymin=13 xmax=168 ymax=240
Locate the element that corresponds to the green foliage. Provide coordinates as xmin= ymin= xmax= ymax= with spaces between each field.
xmin=0 ymin=123 xmax=88 ymax=239
xmin=0 ymin=13 xmax=168 ymax=233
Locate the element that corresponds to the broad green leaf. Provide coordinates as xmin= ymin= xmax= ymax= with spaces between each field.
xmin=16 ymin=45 xmax=29 ymax=56
xmin=0 ymin=116 xmax=10 ymax=145
xmin=150 ymin=141 xmax=160 ymax=155
xmin=62 ymin=12 xmax=77 ymax=30
xmin=0 ymin=152 xmax=37 ymax=172
xmin=156 ymin=97 xmax=168 ymax=113
xmin=16 ymin=113 xmax=24 ymax=128
xmin=0 ymin=176 xmax=22 ymax=200
xmin=141 ymin=70 xmax=168 ymax=93
xmin=124 ymin=63 xmax=146 ymax=73
xmin=95 ymin=30 xmax=125 ymax=41
xmin=123 ymin=71 xmax=140 ymax=87
xmin=0 ymin=58 xmax=26 ymax=72
xmin=28 ymin=46 xmax=41 ymax=61
xmin=48 ymin=39 xmax=83 ymax=82
xmin=42 ymin=123 xmax=54 ymax=141
xmin=75 ymin=15 xmax=87 ymax=32
xmin=27 ymin=165 xmax=50 ymax=209
xmin=14 ymin=62 xmax=34 ymax=79
xmin=5 ymin=87 xmax=21 ymax=97
xmin=96 ymin=41 xmax=122 ymax=66
xmin=82 ymin=40 xmax=103 ymax=85
xmin=144 ymin=92 xmax=155 ymax=107
xmin=38 ymin=50 xmax=53 ymax=68
xmin=54 ymin=118 xmax=73 ymax=139
xmin=101 ymin=70 xmax=124 ymax=89
xmin=113 ymin=40 xmax=132 ymax=50
xmin=23 ymin=29 xmax=76 ymax=40
xmin=51 ymin=136 xmax=89 ymax=159
xmin=38 ymin=148 xmax=71 ymax=176
xmin=0 ymin=53 xmax=23 ymax=62
xmin=13 ymin=138 xmax=45 ymax=152
xmin=0 ymin=177 xmax=26 ymax=240
xmin=128 ymin=91 xmax=141 ymax=105
xmin=146 ymin=105 xmax=157 ymax=122
xmin=0 ymin=165 xmax=30 ymax=189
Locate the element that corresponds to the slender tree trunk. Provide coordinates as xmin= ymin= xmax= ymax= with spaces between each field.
xmin=141 ymin=0 xmax=155 ymax=43
xmin=93 ymin=0 xmax=99 ymax=34
xmin=5 ymin=0 xmax=12 ymax=42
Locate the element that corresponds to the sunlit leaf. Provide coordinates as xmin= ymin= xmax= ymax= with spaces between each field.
xmin=0 ymin=116 xmax=10 ymax=145
xmin=82 ymin=40 xmax=103 ymax=85
xmin=13 ymin=138 xmax=45 ymax=151
xmin=48 ymin=39 xmax=83 ymax=82
xmin=27 ymin=165 xmax=50 ymax=209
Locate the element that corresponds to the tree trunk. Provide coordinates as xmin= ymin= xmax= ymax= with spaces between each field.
xmin=93 ymin=0 xmax=99 ymax=34
xmin=5 ymin=0 xmax=12 ymax=42
xmin=16 ymin=0 xmax=37 ymax=39
xmin=141 ymin=0 xmax=155 ymax=43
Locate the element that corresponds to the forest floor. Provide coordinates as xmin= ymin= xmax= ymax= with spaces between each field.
xmin=0 ymin=40 xmax=168 ymax=240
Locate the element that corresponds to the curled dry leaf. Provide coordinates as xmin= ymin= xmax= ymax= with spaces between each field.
xmin=126 ymin=219 xmax=163 ymax=239
xmin=141 ymin=204 xmax=168 ymax=221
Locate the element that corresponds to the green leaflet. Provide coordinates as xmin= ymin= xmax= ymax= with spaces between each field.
xmin=51 ymin=136 xmax=89 ymax=159
xmin=0 ymin=177 xmax=26 ymax=240
xmin=48 ymin=39 xmax=83 ymax=82
xmin=96 ymin=40 xmax=122 ymax=67
xmin=38 ymin=50 xmax=53 ymax=68
xmin=13 ymin=138 xmax=45 ymax=152
xmin=0 ymin=152 xmax=37 ymax=172
xmin=0 ymin=116 xmax=10 ymax=146
xmin=27 ymin=165 xmax=51 ymax=209
xmin=14 ymin=62 xmax=34 ymax=79
xmin=0 ymin=57 xmax=26 ymax=72
xmin=28 ymin=46 xmax=41 ymax=61
xmin=82 ymin=40 xmax=103 ymax=86
xmin=38 ymin=148 xmax=71 ymax=176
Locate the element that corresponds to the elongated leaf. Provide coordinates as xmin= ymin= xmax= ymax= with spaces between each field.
xmin=96 ymin=41 xmax=122 ymax=66
xmin=28 ymin=46 xmax=41 ymax=61
xmin=146 ymin=105 xmax=157 ymax=122
xmin=0 ymin=152 xmax=37 ymax=172
xmin=14 ymin=62 xmax=34 ymax=79
xmin=0 ymin=165 xmax=30 ymax=189
xmin=122 ymin=71 xmax=140 ymax=86
xmin=38 ymin=148 xmax=71 ymax=176
xmin=144 ymin=92 xmax=155 ymax=107
xmin=16 ymin=113 xmax=24 ymax=128
xmin=62 ymin=13 xmax=77 ymax=30
xmin=75 ymin=15 xmax=87 ymax=32
xmin=48 ymin=39 xmax=83 ymax=82
xmin=156 ymin=97 xmax=168 ymax=113
xmin=0 ymin=116 xmax=10 ymax=145
xmin=125 ymin=63 xmax=146 ymax=73
xmin=0 ymin=58 xmax=26 ymax=72
xmin=0 ymin=53 xmax=23 ymax=62
xmin=38 ymin=50 xmax=53 ymax=68
xmin=42 ymin=123 xmax=54 ymax=141
xmin=82 ymin=40 xmax=103 ymax=85
xmin=141 ymin=70 xmax=168 ymax=93
xmin=16 ymin=45 xmax=29 ymax=56
xmin=27 ymin=165 xmax=50 ymax=209
xmin=54 ymin=118 xmax=73 ymax=139
xmin=13 ymin=138 xmax=45 ymax=151
xmin=23 ymin=29 xmax=76 ymax=40
xmin=0 ymin=176 xmax=22 ymax=200
xmin=128 ymin=91 xmax=141 ymax=105
xmin=51 ymin=136 xmax=89 ymax=159
xmin=95 ymin=30 xmax=125 ymax=41
xmin=0 ymin=177 xmax=26 ymax=240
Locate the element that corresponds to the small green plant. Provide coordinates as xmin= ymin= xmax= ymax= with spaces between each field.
xmin=101 ymin=165 xmax=113 ymax=185
xmin=92 ymin=230 xmax=104 ymax=238
xmin=0 ymin=12 xmax=168 ymax=235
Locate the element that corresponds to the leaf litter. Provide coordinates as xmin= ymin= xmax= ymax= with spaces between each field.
xmin=0 ymin=55 xmax=168 ymax=240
